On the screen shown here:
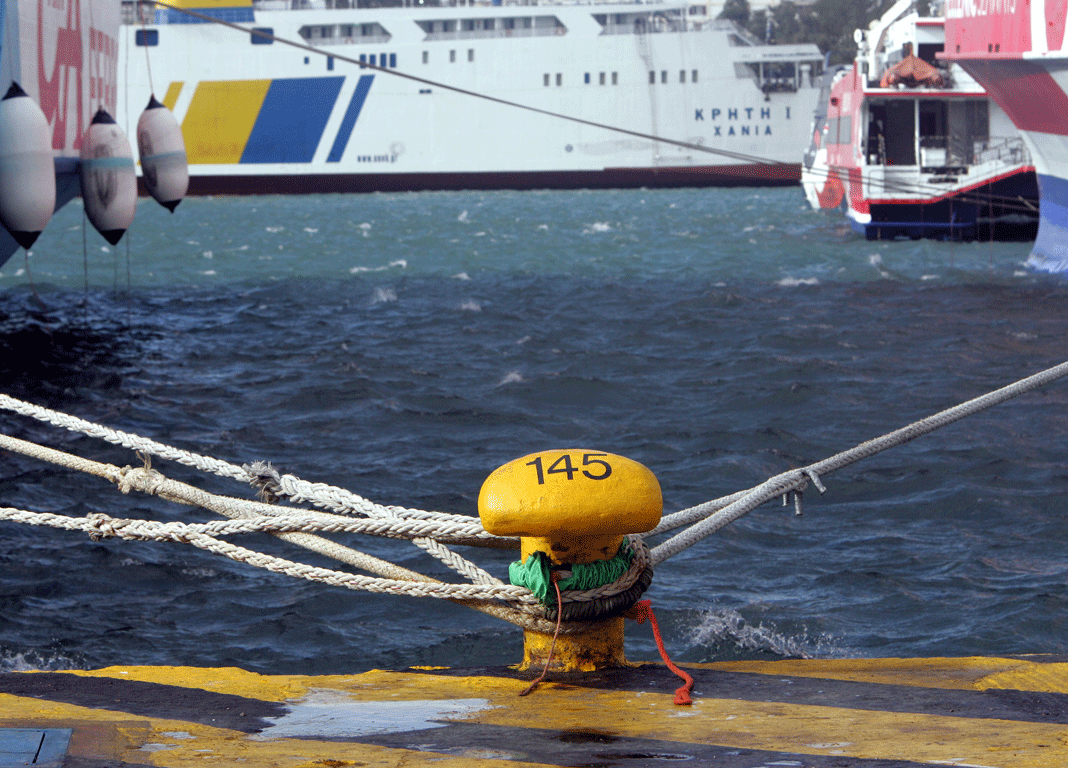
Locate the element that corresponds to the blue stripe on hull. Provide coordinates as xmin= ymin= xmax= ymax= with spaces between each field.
xmin=241 ymin=77 xmax=344 ymax=164
xmin=327 ymin=75 xmax=374 ymax=163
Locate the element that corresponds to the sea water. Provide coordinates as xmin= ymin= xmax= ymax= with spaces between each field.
xmin=0 ymin=186 xmax=1064 ymax=675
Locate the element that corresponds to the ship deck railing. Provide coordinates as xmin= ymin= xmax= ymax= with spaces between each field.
xmin=862 ymin=136 xmax=1033 ymax=200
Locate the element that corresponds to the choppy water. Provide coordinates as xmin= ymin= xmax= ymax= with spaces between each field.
xmin=0 ymin=186 xmax=1065 ymax=676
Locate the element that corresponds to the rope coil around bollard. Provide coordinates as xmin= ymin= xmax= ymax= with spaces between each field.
xmin=511 ymin=536 xmax=654 ymax=623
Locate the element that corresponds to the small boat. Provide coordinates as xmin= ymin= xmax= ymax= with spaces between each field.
xmin=943 ymin=0 xmax=1068 ymax=271
xmin=801 ymin=0 xmax=1039 ymax=242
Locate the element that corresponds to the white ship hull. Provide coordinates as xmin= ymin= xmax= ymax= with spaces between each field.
xmin=116 ymin=1 xmax=824 ymax=194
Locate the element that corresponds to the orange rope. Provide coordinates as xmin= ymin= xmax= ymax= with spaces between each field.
xmin=625 ymin=600 xmax=693 ymax=705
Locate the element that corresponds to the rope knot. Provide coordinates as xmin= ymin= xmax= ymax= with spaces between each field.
xmin=117 ymin=466 xmax=167 ymax=496
xmin=244 ymin=460 xmax=283 ymax=503
xmin=85 ymin=513 xmax=125 ymax=541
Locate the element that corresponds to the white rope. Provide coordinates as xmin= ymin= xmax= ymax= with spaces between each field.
xmin=0 ymin=359 xmax=1065 ymax=629
xmin=650 ymin=360 xmax=1068 ymax=564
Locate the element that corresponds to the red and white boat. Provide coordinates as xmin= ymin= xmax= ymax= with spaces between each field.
xmin=943 ymin=0 xmax=1068 ymax=271
xmin=802 ymin=0 xmax=1039 ymax=241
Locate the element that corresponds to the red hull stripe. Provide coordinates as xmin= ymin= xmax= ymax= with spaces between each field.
xmin=958 ymin=59 xmax=1068 ymax=135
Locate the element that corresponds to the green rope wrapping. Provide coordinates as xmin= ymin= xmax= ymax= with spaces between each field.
xmin=508 ymin=538 xmax=635 ymax=605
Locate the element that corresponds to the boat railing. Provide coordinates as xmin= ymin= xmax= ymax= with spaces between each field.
xmin=916 ymin=134 xmax=1031 ymax=171
xmin=122 ymin=0 xmax=707 ymax=23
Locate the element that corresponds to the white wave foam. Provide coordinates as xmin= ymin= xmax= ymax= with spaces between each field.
xmin=350 ymin=260 xmax=407 ymax=274
xmin=686 ymin=607 xmax=840 ymax=660
xmin=497 ymin=371 xmax=524 ymax=386
xmin=776 ymin=277 xmax=819 ymax=287
xmin=458 ymin=210 xmax=469 ymax=222
xmin=371 ymin=287 xmax=397 ymax=304
xmin=452 ymin=272 xmax=471 ymax=281
xmin=585 ymin=222 xmax=612 ymax=233
xmin=868 ymin=253 xmax=892 ymax=278
xmin=459 ymin=299 xmax=481 ymax=312
xmin=0 ymin=649 xmax=83 ymax=672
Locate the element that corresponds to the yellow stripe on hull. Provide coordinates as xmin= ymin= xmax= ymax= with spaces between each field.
xmin=181 ymin=80 xmax=270 ymax=164
xmin=1 ymin=657 xmax=1066 ymax=766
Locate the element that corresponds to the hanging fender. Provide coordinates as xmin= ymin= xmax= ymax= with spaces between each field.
xmin=0 ymin=82 xmax=57 ymax=250
xmin=80 ymin=109 xmax=137 ymax=245
xmin=137 ymin=95 xmax=188 ymax=212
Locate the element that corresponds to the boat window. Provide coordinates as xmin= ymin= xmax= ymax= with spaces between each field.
xmin=544 ymin=73 xmax=550 ymax=86
xmin=450 ymin=49 xmax=456 ymax=62
xmin=884 ymin=99 xmax=917 ymax=166
xmin=135 ymin=29 xmax=159 ymax=46
xmin=468 ymin=48 xmax=474 ymax=61
xmin=390 ymin=53 xmax=397 ymax=67
xmin=251 ymin=27 xmax=273 ymax=45
xmin=679 ymin=69 xmax=685 ymax=83
xmin=585 ymin=72 xmax=590 ymax=84
xmin=612 ymin=72 xmax=618 ymax=85
xmin=299 ymin=22 xmax=390 ymax=45
xmin=649 ymin=70 xmax=655 ymax=84
xmin=692 ymin=69 xmax=698 ymax=83
xmin=600 ymin=72 xmax=606 ymax=85
xmin=556 ymin=73 xmax=562 ymax=86
xmin=827 ymin=115 xmax=853 ymax=145
xmin=423 ymin=50 xmax=428 ymax=64
xmin=661 ymin=70 xmax=667 ymax=83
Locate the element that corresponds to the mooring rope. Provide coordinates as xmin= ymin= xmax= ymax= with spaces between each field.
xmin=0 ymin=359 xmax=1065 ymax=628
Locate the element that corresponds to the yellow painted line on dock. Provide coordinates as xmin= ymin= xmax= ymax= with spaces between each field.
xmin=1 ymin=659 xmax=1067 ymax=767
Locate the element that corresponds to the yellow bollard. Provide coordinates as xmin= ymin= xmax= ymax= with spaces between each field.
xmin=478 ymin=449 xmax=662 ymax=671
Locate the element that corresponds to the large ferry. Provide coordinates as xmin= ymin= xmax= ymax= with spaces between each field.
xmin=943 ymin=0 xmax=1068 ymax=271
xmin=115 ymin=0 xmax=825 ymax=194
xmin=801 ymin=0 xmax=1038 ymax=241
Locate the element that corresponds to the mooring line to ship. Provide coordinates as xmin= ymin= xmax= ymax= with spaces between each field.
xmin=136 ymin=3 xmax=1038 ymax=216
xmin=1 ymin=359 xmax=1068 ymax=634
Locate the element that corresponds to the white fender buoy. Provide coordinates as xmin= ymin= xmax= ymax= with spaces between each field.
xmin=80 ymin=109 xmax=137 ymax=245
xmin=0 ymin=82 xmax=56 ymax=249
xmin=137 ymin=95 xmax=188 ymax=212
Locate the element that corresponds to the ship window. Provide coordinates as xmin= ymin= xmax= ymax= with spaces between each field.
xmin=390 ymin=53 xmax=397 ymax=67
xmin=649 ymin=70 xmax=655 ymax=84
xmin=423 ymin=50 xmax=428 ymax=64
xmin=661 ymin=70 xmax=667 ymax=83
xmin=555 ymin=73 xmax=561 ymax=85
xmin=328 ymin=56 xmax=334 ymax=70
xmin=359 ymin=53 xmax=366 ymax=67
xmin=468 ymin=48 xmax=474 ymax=62
xmin=679 ymin=69 xmax=685 ymax=83
xmin=369 ymin=53 xmax=376 ymax=66
xmin=585 ymin=72 xmax=590 ymax=84
xmin=251 ymin=27 xmax=273 ymax=45
xmin=612 ymin=72 xmax=618 ymax=85
xmin=692 ymin=69 xmax=698 ymax=83
xmin=135 ymin=29 xmax=159 ymax=46
xmin=599 ymin=72 xmax=605 ymax=85
xmin=450 ymin=49 xmax=456 ymax=62
xmin=544 ymin=73 xmax=550 ymax=86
